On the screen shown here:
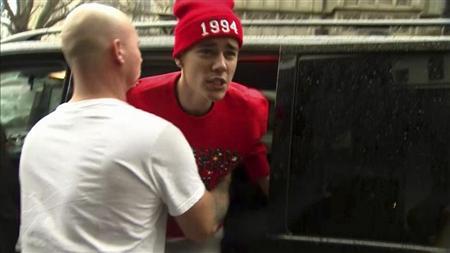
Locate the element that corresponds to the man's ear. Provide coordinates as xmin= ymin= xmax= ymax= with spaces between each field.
xmin=174 ymin=58 xmax=182 ymax=68
xmin=113 ymin=38 xmax=125 ymax=64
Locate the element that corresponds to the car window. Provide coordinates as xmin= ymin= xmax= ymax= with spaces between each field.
xmin=1 ymin=67 xmax=66 ymax=157
xmin=234 ymin=56 xmax=278 ymax=153
xmin=270 ymin=51 xmax=450 ymax=251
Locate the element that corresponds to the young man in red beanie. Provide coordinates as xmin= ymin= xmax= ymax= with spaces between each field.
xmin=128 ymin=0 xmax=270 ymax=252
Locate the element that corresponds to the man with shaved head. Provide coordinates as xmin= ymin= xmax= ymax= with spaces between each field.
xmin=19 ymin=3 xmax=230 ymax=253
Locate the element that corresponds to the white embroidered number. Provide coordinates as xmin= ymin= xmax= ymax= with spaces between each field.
xmin=210 ymin=20 xmax=220 ymax=33
xmin=220 ymin=19 xmax=230 ymax=33
xmin=229 ymin=21 xmax=238 ymax=34
xmin=201 ymin=22 xmax=209 ymax=36
xmin=200 ymin=19 xmax=239 ymax=37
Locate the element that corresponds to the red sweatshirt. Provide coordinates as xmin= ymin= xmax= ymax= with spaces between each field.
xmin=127 ymin=71 xmax=270 ymax=238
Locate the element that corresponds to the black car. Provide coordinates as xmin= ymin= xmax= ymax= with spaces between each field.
xmin=1 ymin=20 xmax=449 ymax=253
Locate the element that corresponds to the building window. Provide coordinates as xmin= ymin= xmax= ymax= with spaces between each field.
xmin=396 ymin=0 xmax=411 ymax=6
xmin=345 ymin=0 xmax=359 ymax=5
xmin=343 ymin=12 xmax=361 ymax=19
xmin=379 ymin=0 xmax=393 ymax=5
xmin=367 ymin=13 xmax=386 ymax=19
xmin=359 ymin=0 xmax=375 ymax=5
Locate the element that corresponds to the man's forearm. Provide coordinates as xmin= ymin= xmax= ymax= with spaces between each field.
xmin=210 ymin=173 xmax=231 ymax=226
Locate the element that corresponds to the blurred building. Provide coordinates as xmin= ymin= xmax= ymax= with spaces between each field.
xmin=149 ymin=0 xmax=448 ymax=35
xmin=0 ymin=1 xmax=11 ymax=38
xmin=1 ymin=19 xmax=11 ymax=39
xmin=235 ymin=0 xmax=447 ymax=35
xmin=8 ymin=0 xmax=447 ymax=37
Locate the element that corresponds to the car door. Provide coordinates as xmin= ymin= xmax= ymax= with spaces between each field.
xmin=0 ymin=48 xmax=68 ymax=252
xmin=1 ymin=53 xmax=68 ymax=164
xmin=268 ymin=38 xmax=450 ymax=252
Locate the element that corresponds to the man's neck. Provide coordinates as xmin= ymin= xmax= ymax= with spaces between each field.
xmin=69 ymin=91 xmax=125 ymax=102
xmin=70 ymin=73 xmax=127 ymax=102
xmin=176 ymin=76 xmax=212 ymax=116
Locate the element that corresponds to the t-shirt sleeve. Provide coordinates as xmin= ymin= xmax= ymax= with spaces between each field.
xmin=151 ymin=124 xmax=205 ymax=216
xmin=243 ymin=91 xmax=271 ymax=182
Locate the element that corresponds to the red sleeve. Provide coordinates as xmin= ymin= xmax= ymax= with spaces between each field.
xmin=243 ymin=90 xmax=270 ymax=183
xmin=243 ymin=142 xmax=270 ymax=183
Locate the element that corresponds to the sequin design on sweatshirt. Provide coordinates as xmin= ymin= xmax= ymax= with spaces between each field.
xmin=193 ymin=148 xmax=241 ymax=190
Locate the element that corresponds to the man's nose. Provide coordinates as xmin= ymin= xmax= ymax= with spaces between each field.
xmin=212 ymin=53 xmax=227 ymax=72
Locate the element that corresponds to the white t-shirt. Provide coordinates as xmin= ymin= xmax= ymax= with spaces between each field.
xmin=19 ymin=98 xmax=205 ymax=253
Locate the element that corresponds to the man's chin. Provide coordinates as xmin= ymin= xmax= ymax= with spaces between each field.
xmin=207 ymin=89 xmax=227 ymax=101
xmin=211 ymin=84 xmax=230 ymax=99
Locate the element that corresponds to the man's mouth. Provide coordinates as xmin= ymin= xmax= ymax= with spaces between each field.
xmin=207 ymin=77 xmax=227 ymax=89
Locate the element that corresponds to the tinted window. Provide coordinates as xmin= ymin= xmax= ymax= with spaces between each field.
xmin=274 ymin=53 xmax=449 ymax=250
xmin=1 ymin=66 xmax=66 ymax=157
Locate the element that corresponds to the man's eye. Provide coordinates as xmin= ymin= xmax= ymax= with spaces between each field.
xmin=225 ymin=51 xmax=237 ymax=59
xmin=199 ymin=49 xmax=214 ymax=55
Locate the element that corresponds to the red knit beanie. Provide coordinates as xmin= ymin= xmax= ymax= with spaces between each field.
xmin=172 ymin=0 xmax=243 ymax=58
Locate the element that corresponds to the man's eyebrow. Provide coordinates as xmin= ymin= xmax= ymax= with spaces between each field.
xmin=226 ymin=43 xmax=238 ymax=51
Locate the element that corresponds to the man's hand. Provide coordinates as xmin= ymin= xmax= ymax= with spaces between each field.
xmin=257 ymin=176 xmax=270 ymax=196
xmin=174 ymin=173 xmax=232 ymax=242
xmin=210 ymin=173 xmax=232 ymax=227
